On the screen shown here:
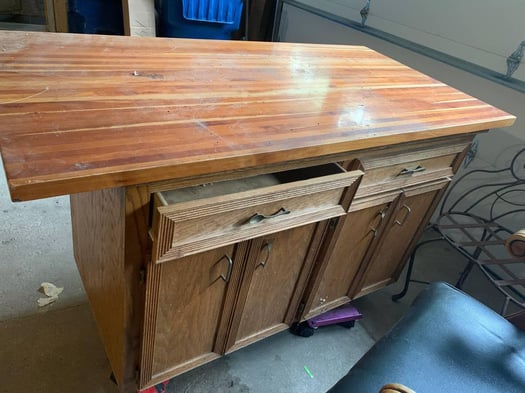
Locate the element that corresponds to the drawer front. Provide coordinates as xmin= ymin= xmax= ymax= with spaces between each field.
xmin=153 ymin=167 xmax=363 ymax=263
xmin=355 ymin=141 xmax=468 ymax=198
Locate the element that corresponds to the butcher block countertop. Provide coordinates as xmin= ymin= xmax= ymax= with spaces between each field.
xmin=0 ymin=31 xmax=515 ymax=201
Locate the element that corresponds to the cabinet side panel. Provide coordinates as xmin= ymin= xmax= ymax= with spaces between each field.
xmin=124 ymin=186 xmax=150 ymax=390
xmin=70 ymin=188 xmax=126 ymax=384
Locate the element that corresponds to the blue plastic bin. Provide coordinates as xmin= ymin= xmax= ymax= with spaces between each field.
xmin=68 ymin=0 xmax=124 ymax=35
xmin=157 ymin=0 xmax=243 ymax=40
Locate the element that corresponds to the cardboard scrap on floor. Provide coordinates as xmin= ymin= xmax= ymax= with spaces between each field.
xmin=37 ymin=282 xmax=64 ymax=307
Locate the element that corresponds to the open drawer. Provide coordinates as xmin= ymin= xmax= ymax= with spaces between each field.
xmin=151 ymin=164 xmax=363 ymax=263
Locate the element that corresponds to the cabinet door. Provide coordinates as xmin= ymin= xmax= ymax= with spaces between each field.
xmin=141 ymin=244 xmax=242 ymax=387
xmin=351 ymin=185 xmax=446 ymax=298
xmin=301 ymin=201 xmax=392 ymax=319
xmin=226 ymin=223 xmax=318 ymax=353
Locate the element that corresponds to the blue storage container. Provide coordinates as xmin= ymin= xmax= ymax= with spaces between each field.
xmin=158 ymin=0 xmax=243 ymax=40
xmin=68 ymin=0 xmax=124 ymax=35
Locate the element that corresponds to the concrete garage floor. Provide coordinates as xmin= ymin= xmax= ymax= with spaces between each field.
xmin=0 ymin=155 xmax=506 ymax=393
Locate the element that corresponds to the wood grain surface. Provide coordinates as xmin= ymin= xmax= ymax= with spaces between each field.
xmin=70 ymin=188 xmax=126 ymax=384
xmin=0 ymin=31 xmax=515 ymax=201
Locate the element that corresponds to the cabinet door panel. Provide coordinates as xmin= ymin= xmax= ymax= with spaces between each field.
xmin=304 ymin=202 xmax=389 ymax=318
xmin=147 ymin=245 xmax=236 ymax=381
xmin=354 ymin=187 xmax=444 ymax=298
xmin=231 ymin=224 xmax=316 ymax=351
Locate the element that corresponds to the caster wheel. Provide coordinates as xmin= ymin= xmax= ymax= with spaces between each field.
xmin=339 ymin=320 xmax=355 ymax=329
xmin=391 ymin=293 xmax=404 ymax=302
xmin=290 ymin=321 xmax=315 ymax=337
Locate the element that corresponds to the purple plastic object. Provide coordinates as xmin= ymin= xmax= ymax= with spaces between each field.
xmin=307 ymin=303 xmax=363 ymax=328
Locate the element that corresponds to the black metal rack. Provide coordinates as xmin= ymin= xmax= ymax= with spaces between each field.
xmin=393 ymin=147 xmax=525 ymax=316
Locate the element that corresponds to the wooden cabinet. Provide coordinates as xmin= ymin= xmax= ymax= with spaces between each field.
xmin=346 ymin=141 xmax=469 ymax=299
xmin=226 ymin=223 xmax=318 ymax=353
xmin=140 ymin=140 xmax=467 ymax=386
xmin=69 ymin=140 xmax=470 ymax=391
xmin=0 ymin=31 xmax=514 ymax=393
xmin=301 ymin=202 xmax=390 ymax=319
xmin=140 ymin=222 xmax=327 ymax=387
xmin=141 ymin=245 xmax=238 ymax=386
xmin=350 ymin=182 xmax=449 ymax=299
xmin=301 ymin=182 xmax=449 ymax=320
xmin=139 ymin=164 xmax=361 ymax=388
xmin=300 ymin=139 xmax=467 ymax=321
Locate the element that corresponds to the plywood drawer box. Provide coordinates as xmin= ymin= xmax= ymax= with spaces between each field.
xmin=152 ymin=164 xmax=363 ymax=263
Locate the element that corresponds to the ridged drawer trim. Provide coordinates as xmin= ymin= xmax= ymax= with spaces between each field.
xmin=359 ymin=141 xmax=468 ymax=169
xmin=153 ymin=169 xmax=363 ymax=262
xmin=156 ymin=206 xmax=345 ymax=263
xmin=356 ymin=167 xmax=454 ymax=198
xmin=350 ymin=177 xmax=451 ymax=212
xmin=158 ymin=171 xmax=362 ymax=221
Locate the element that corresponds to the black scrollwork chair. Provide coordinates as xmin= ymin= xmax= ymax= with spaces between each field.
xmin=392 ymin=147 xmax=525 ymax=316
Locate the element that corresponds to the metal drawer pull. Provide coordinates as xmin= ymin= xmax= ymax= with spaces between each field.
xmin=257 ymin=241 xmax=273 ymax=269
xmin=398 ymin=165 xmax=426 ymax=176
xmin=248 ymin=207 xmax=290 ymax=224
xmin=370 ymin=207 xmax=387 ymax=237
xmin=395 ymin=205 xmax=412 ymax=226
xmin=220 ymin=254 xmax=234 ymax=283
